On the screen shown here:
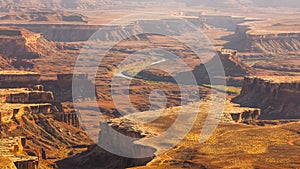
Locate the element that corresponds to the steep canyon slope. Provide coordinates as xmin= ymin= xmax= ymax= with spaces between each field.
xmin=233 ymin=76 xmax=300 ymax=120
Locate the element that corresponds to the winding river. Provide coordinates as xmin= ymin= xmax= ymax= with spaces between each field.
xmin=115 ymin=58 xmax=166 ymax=80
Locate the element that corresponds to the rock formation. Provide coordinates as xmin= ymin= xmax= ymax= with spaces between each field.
xmin=0 ymin=71 xmax=93 ymax=168
xmin=224 ymin=24 xmax=300 ymax=55
xmin=42 ymin=73 xmax=95 ymax=102
xmin=222 ymin=101 xmax=261 ymax=123
xmin=0 ymin=26 xmax=57 ymax=59
xmin=0 ymin=137 xmax=38 ymax=169
xmin=233 ymin=76 xmax=300 ymax=119
xmin=0 ymin=71 xmax=40 ymax=88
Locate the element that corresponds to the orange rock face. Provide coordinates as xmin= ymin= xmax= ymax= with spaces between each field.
xmin=233 ymin=76 xmax=300 ymax=119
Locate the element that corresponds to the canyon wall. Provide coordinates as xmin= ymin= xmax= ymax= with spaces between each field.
xmin=54 ymin=111 xmax=80 ymax=128
xmin=41 ymin=74 xmax=95 ymax=102
xmin=229 ymin=109 xmax=261 ymax=123
xmin=0 ymin=26 xmax=57 ymax=59
xmin=0 ymin=15 xmax=248 ymax=42
xmin=246 ymin=33 xmax=300 ymax=54
xmin=225 ymin=24 xmax=300 ymax=54
xmin=175 ymin=50 xmax=254 ymax=86
xmin=56 ymin=121 xmax=155 ymax=169
xmin=0 ymin=72 xmax=40 ymax=88
xmin=1 ymin=24 xmax=147 ymax=42
xmin=233 ymin=76 xmax=300 ymax=119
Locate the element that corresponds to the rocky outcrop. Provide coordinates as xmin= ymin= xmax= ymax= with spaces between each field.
xmin=228 ymin=109 xmax=261 ymax=123
xmin=54 ymin=110 xmax=80 ymax=128
xmin=1 ymin=111 xmax=92 ymax=161
xmin=222 ymin=101 xmax=261 ymax=123
xmin=0 ymin=156 xmax=17 ymax=169
xmin=0 ymin=26 xmax=57 ymax=59
xmin=0 ymin=137 xmax=38 ymax=169
xmin=0 ymin=78 xmax=93 ymax=166
xmin=98 ymin=122 xmax=156 ymax=157
xmin=56 ymin=119 xmax=155 ymax=169
xmin=233 ymin=76 xmax=300 ymax=119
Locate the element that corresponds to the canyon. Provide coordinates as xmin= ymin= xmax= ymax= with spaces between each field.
xmin=0 ymin=1 xmax=300 ymax=169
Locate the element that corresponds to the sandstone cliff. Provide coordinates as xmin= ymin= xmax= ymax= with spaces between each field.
xmin=233 ymin=76 xmax=300 ymax=119
xmin=1 ymin=112 xmax=92 ymax=165
xmin=224 ymin=24 xmax=300 ymax=55
xmin=0 ymin=26 xmax=57 ymax=59
xmin=55 ymin=121 xmax=155 ymax=169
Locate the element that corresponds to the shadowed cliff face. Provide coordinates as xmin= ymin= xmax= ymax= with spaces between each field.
xmin=56 ymin=122 xmax=156 ymax=169
xmin=233 ymin=76 xmax=300 ymax=120
xmin=56 ymin=144 xmax=155 ymax=169
xmin=174 ymin=51 xmax=254 ymax=86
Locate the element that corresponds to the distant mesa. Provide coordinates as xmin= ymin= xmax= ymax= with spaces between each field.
xmin=0 ymin=11 xmax=88 ymax=23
